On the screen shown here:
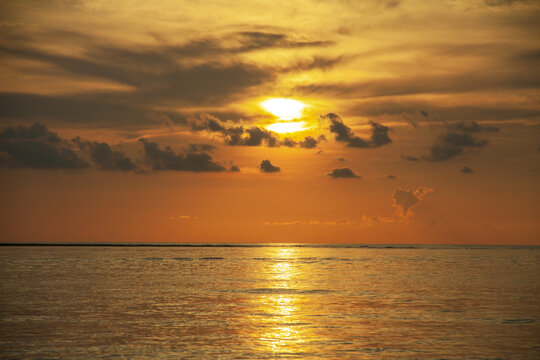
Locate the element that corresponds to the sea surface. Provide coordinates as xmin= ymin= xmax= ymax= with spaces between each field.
xmin=0 ymin=244 xmax=539 ymax=359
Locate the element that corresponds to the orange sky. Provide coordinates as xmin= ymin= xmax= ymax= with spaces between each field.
xmin=0 ymin=0 xmax=539 ymax=244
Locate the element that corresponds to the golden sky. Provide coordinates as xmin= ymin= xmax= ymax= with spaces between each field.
xmin=0 ymin=0 xmax=539 ymax=244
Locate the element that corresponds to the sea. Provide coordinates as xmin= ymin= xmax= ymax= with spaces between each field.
xmin=0 ymin=244 xmax=539 ymax=359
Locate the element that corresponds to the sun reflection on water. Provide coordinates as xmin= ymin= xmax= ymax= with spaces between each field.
xmin=254 ymin=248 xmax=313 ymax=356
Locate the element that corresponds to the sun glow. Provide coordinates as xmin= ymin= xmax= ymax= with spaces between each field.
xmin=261 ymin=98 xmax=306 ymax=120
xmin=266 ymin=121 xmax=310 ymax=134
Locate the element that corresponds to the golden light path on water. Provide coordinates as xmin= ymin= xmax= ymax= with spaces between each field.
xmin=255 ymin=248 xmax=313 ymax=356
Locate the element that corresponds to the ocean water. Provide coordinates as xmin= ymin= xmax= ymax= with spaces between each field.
xmin=0 ymin=244 xmax=539 ymax=359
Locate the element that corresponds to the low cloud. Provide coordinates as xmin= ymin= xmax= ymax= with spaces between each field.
xmin=0 ymin=123 xmax=88 ymax=169
xmin=189 ymin=114 xmax=279 ymax=147
xmin=140 ymin=139 xmax=225 ymax=172
xmin=393 ymin=187 xmax=433 ymax=217
xmin=424 ymin=132 xmax=489 ymax=161
xmin=281 ymin=135 xmax=325 ymax=149
xmin=186 ymin=143 xmax=218 ymax=153
xmin=190 ymin=114 xmax=324 ymax=149
xmin=327 ymin=168 xmax=360 ymax=178
xmin=359 ymin=215 xmax=397 ymax=227
xmin=446 ymin=120 xmax=499 ymax=133
xmin=165 ymin=215 xmax=199 ymax=220
xmin=461 ymin=166 xmax=474 ymax=174
xmin=259 ymin=159 xmax=280 ymax=173
xmin=72 ymin=138 xmax=136 ymax=171
xmin=323 ymin=113 xmax=391 ymax=148
xmin=262 ymin=218 xmax=351 ymax=226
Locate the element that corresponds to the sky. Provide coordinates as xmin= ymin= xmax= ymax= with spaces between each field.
xmin=0 ymin=0 xmax=539 ymax=244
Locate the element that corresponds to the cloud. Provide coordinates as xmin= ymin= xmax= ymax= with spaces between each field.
xmin=402 ymin=110 xmax=429 ymax=128
xmin=259 ymin=159 xmax=280 ymax=173
xmin=359 ymin=215 xmax=397 ymax=227
xmin=0 ymin=92 xmax=181 ymax=127
xmin=281 ymin=138 xmax=297 ymax=147
xmin=139 ymin=139 xmax=225 ymax=172
xmin=186 ymin=143 xmax=218 ymax=153
xmin=387 ymin=174 xmax=397 ymax=179
xmin=345 ymin=100 xmax=540 ymax=124
xmin=189 ymin=114 xmax=325 ymax=149
xmin=403 ymin=155 xmax=419 ymax=161
xmin=165 ymin=215 xmax=199 ymax=220
xmin=393 ymin=187 xmax=433 ymax=218
xmin=461 ymin=166 xmax=474 ymax=174
xmin=333 ymin=157 xmax=347 ymax=162
xmin=0 ymin=43 xmax=274 ymax=107
xmin=72 ymin=138 xmax=136 ymax=171
xmin=323 ymin=113 xmax=391 ymax=148
xmin=446 ymin=120 xmax=499 ymax=133
xmin=327 ymin=168 xmax=360 ymax=178
xmin=284 ymin=55 xmax=345 ymax=72
xmin=424 ymin=132 xmax=489 ymax=161
xmin=484 ymin=0 xmax=530 ymax=6
xmin=189 ymin=114 xmax=280 ymax=147
xmin=240 ymin=127 xmax=280 ymax=147
xmin=0 ymin=123 xmax=88 ymax=169
xmin=297 ymin=69 xmax=540 ymax=100
xmin=262 ymin=218 xmax=351 ymax=226
xmin=298 ymin=136 xmax=320 ymax=149
xmin=230 ymin=165 xmax=240 ymax=172
xmin=280 ymin=135 xmax=324 ymax=149
xmin=0 ymin=30 xmax=339 ymax=127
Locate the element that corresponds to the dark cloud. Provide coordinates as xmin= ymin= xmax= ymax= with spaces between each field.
xmin=0 ymin=123 xmax=88 ymax=169
xmin=298 ymin=136 xmax=320 ymax=149
xmin=333 ymin=157 xmax=347 ymax=162
xmin=139 ymin=139 xmax=225 ymax=172
xmin=189 ymin=114 xmax=279 ymax=147
xmin=189 ymin=114 xmax=324 ymax=149
xmin=259 ymin=159 xmax=280 ymax=173
xmin=381 ymin=0 xmax=401 ymax=8
xmin=186 ymin=143 xmax=218 ymax=153
xmin=72 ymin=138 xmax=137 ymax=171
xmin=234 ymin=32 xmax=333 ymax=51
xmin=281 ymin=138 xmax=297 ymax=147
xmin=327 ymin=168 xmax=360 ymax=178
xmin=346 ymin=100 xmax=540 ymax=124
xmin=484 ymin=0 xmax=530 ymax=6
xmin=402 ymin=110 xmax=430 ymax=128
xmin=323 ymin=113 xmax=391 ymax=148
xmin=230 ymin=165 xmax=240 ymax=172
xmin=284 ymin=55 xmax=345 ymax=72
xmin=241 ymin=127 xmax=280 ymax=147
xmin=0 ymin=44 xmax=272 ymax=107
xmin=393 ymin=187 xmax=433 ymax=217
xmin=280 ymin=135 xmax=323 ymax=149
xmin=446 ymin=120 xmax=499 ymax=133
xmin=461 ymin=166 xmax=474 ymax=174
xmin=0 ymin=30 xmax=339 ymax=127
xmin=297 ymin=69 xmax=540 ymax=99
xmin=424 ymin=133 xmax=489 ymax=161
xmin=387 ymin=174 xmax=397 ymax=179
xmin=0 ymin=92 xmax=156 ymax=126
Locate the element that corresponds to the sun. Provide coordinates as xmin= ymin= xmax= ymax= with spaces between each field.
xmin=266 ymin=121 xmax=310 ymax=133
xmin=260 ymin=98 xmax=306 ymax=120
